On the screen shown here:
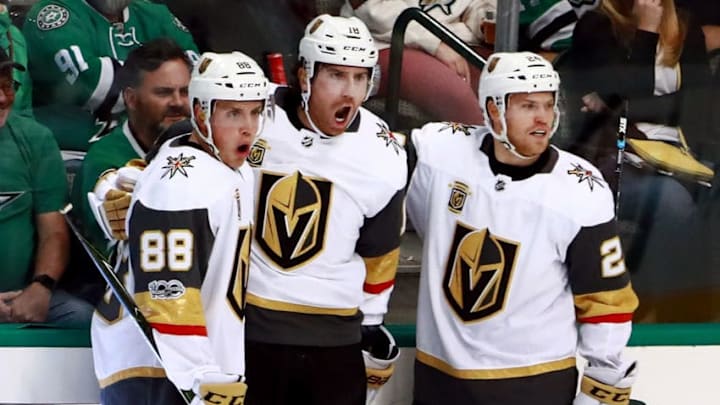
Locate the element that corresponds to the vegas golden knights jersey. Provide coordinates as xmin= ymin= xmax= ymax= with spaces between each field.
xmin=245 ymin=88 xmax=407 ymax=346
xmin=407 ymin=123 xmax=638 ymax=386
xmin=91 ymin=134 xmax=254 ymax=391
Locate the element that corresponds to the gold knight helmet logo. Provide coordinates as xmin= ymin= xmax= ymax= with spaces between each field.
xmin=255 ymin=171 xmax=332 ymax=270
xmin=448 ymin=181 xmax=470 ymax=214
xmin=248 ymin=139 xmax=269 ymax=167
xmin=444 ymin=222 xmax=519 ymax=322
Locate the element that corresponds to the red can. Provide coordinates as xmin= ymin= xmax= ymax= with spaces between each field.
xmin=266 ymin=52 xmax=288 ymax=85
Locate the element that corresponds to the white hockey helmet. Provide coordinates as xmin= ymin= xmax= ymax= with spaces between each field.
xmin=478 ymin=51 xmax=560 ymax=159
xmin=298 ymin=14 xmax=378 ymax=103
xmin=189 ymin=51 xmax=269 ymax=155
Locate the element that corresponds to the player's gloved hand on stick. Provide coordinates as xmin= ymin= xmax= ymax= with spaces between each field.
xmin=191 ymin=372 xmax=247 ymax=405
xmin=361 ymin=324 xmax=400 ymax=404
xmin=574 ymin=362 xmax=637 ymax=405
xmin=87 ymin=158 xmax=146 ymax=240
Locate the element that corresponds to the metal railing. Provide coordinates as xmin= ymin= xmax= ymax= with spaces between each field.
xmin=385 ymin=7 xmax=487 ymax=129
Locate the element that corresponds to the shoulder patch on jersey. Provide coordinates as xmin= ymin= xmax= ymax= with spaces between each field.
xmin=440 ymin=122 xmax=477 ymax=136
xmin=161 ymin=153 xmax=196 ymax=179
xmin=448 ymin=181 xmax=470 ymax=214
xmin=375 ymin=122 xmax=402 ymax=154
xmin=248 ymin=139 xmax=269 ymax=167
xmin=36 ymin=4 xmax=69 ymax=31
xmin=567 ymin=163 xmax=605 ymax=191
xmin=172 ymin=16 xmax=189 ymax=32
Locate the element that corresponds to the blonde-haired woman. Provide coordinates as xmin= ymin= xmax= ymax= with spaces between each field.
xmin=562 ymin=0 xmax=716 ymax=319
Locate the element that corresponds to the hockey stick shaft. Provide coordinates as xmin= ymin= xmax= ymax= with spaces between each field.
xmin=60 ymin=204 xmax=193 ymax=404
xmin=615 ymin=100 xmax=629 ymax=217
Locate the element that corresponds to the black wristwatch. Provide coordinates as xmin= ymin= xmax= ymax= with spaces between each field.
xmin=32 ymin=274 xmax=57 ymax=291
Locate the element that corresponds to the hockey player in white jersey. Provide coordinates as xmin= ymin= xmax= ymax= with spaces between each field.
xmin=406 ymin=52 xmax=639 ymax=405
xmin=243 ymin=14 xmax=406 ymax=405
xmin=91 ymin=51 xmax=268 ymax=405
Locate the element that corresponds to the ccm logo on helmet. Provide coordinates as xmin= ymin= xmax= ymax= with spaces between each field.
xmin=236 ymin=83 xmax=264 ymax=88
xmin=343 ymin=46 xmax=367 ymax=52
xmin=531 ymin=73 xmax=554 ymax=79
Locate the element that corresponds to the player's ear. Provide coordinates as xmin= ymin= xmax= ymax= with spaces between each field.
xmin=486 ymin=99 xmax=501 ymax=133
xmin=298 ymin=65 xmax=309 ymax=93
xmin=193 ymin=102 xmax=208 ymax=134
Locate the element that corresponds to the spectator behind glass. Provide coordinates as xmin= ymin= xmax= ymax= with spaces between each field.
xmin=23 ymin=0 xmax=199 ymax=152
xmin=0 ymin=2 xmax=32 ymax=115
xmin=676 ymin=0 xmax=720 ymax=54
xmin=518 ymin=0 xmax=600 ymax=59
xmin=341 ymin=0 xmax=495 ymax=125
xmin=0 ymin=47 xmax=92 ymax=326
xmin=72 ymin=37 xmax=191 ymax=259
xmin=560 ymin=0 xmax=716 ymax=319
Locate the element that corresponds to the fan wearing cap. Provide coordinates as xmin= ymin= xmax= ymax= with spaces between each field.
xmin=0 ymin=47 xmax=22 ymax=125
xmin=242 ymin=14 xmax=406 ymax=405
xmin=406 ymin=52 xmax=639 ymax=405
xmin=0 ymin=48 xmax=93 ymax=326
xmin=0 ymin=3 xmax=32 ymax=115
xmin=107 ymin=51 xmax=268 ymax=404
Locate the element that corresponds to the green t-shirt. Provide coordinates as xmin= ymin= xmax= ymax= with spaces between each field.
xmin=71 ymin=120 xmax=144 ymax=257
xmin=0 ymin=112 xmax=66 ymax=291
xmin=23 ymin=0 xmax=199 ymax=151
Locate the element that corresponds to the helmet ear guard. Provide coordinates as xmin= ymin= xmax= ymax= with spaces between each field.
xmin=189 ymin=51 xmax=270 ymax=155
xmin=478 ymin=52 xmax=561 ymax=159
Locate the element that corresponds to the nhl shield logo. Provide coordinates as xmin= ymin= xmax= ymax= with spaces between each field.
xmin=448 ymin=181 xmax=470 ymax=214
xmin=248 ymin=139 xmax=269 ymax=167
xmin=37 ymin=5 xmax=69 ymax=31
xmin=444 ymin=222 xmax=520 ymax=322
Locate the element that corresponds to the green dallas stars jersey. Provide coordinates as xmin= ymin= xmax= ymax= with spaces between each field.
xmin=519 ymin=0 xmax=599 ymax=52
xmin=23 ymin=0 xmax=199 ymax=151
xmin=71 ymin=120 xmax=145 ymax=257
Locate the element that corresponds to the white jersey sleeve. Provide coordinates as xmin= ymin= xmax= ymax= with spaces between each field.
xmin=128 ymin=135 xmax=254 ymax=390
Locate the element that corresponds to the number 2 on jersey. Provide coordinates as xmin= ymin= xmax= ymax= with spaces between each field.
xmin=600 ymin=236 xmax=626 ymax=277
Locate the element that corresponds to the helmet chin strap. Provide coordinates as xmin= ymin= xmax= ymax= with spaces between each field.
xmin=190 ymin=112 xmax=222 ymax=161
xmin=489 ymin=110 xmax=534 ymax=161
xmin=502 ymin=141 xmax=535 ymax=160
xmin=300 ymin=75 xmax=328 ymax=138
